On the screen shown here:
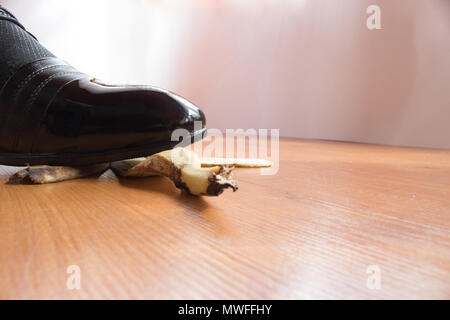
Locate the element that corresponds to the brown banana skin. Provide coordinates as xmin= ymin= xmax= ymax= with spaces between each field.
xmin=8 ymin=163 xmax=109 ymax=184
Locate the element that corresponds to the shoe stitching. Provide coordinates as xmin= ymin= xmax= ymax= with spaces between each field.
xmin=0 ymin=57 xmax=57 ymax=97
xmin=30 ymin=75 xmax=88 ymax=153
xmin=12 ymin=70 xmax=83 ymax=152
xmin=8 ymin=64 xmax=68 ymax=106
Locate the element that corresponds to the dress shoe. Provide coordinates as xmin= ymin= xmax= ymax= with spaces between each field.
xmin=0 ymin=7 xmax=206 ymax=166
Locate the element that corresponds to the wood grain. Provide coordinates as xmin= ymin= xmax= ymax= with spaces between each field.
xmin=0 ymin=138 xmax=449 ymax=299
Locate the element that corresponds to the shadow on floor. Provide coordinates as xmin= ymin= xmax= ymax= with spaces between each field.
xmin=117 ymin=175 xmax=211 ymax=213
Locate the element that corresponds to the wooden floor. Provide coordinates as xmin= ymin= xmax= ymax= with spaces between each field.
xmin=0 ymin=138 xmax=449 ymax=299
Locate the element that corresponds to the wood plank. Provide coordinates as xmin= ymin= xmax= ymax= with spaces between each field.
xmin=0 ymin=138 xmax=449 ymax=299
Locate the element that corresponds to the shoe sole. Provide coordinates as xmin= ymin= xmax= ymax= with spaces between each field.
xmin=0 ymin=128 xmax=207 ymax=167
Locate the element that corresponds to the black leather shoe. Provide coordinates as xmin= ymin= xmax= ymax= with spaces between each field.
xmin=0 ymin=7 xmax=206 ymax=166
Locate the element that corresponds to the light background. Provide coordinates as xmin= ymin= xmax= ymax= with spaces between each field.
xmin=3 ymin=0 xmax=450 ymax=148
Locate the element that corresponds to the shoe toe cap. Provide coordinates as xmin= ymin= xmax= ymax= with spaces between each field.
xmin=165 ymin=91 xmax=206 ymax=131
xmin=37 ymin=80 xmax=207 ymax=154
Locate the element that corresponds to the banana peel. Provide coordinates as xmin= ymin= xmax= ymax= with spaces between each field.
xmin=8 ymin=163 xmax=109 ymax=185
xmin=7 ymin=148 xmax=272 ymax=197
xmin=111 ymin=148 xmax=238 ymax=196
xmin=200 ymin=157 xmax=272 ymax=168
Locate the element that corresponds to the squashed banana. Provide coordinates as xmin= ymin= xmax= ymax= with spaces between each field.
xmin=8 ymin=148 xmax=272 ymax=197
xmin=111 ymin=148 xmax=238 ymax=196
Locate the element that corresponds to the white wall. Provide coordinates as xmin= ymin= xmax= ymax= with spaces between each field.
xmin=4 ymin=0 xmax=450 ymax=148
